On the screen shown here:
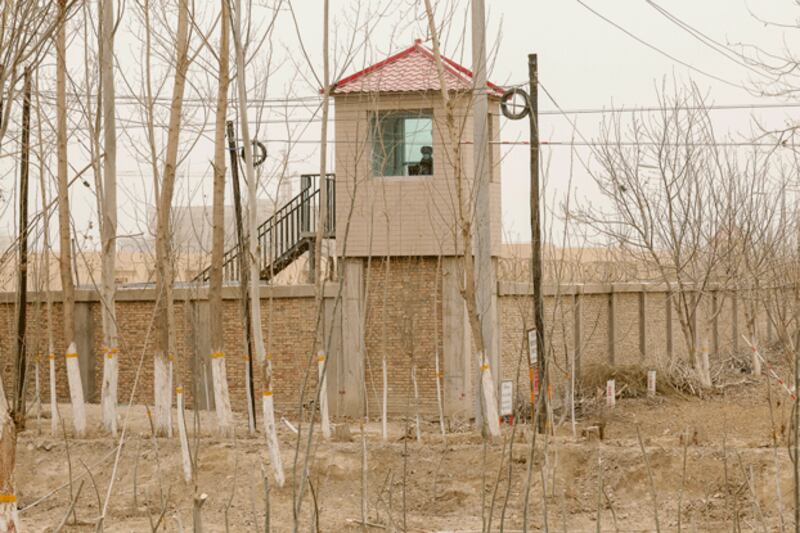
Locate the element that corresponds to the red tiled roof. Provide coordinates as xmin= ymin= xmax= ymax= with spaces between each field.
xmin=332 ymin=39 xmax=504 ymax=96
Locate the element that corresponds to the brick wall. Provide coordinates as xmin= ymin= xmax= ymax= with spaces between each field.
xmin=362 ymin=256 xmax=442 ymax=417
xmin=0 ymin=276 xmax=775 ymax=418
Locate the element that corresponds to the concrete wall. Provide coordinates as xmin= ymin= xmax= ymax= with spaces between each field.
xmin=497 ymin=282 xmax=775 ymax=407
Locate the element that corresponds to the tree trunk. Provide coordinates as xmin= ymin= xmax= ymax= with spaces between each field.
xmin=209 ymin=0 xmax=233 ymax=437
xmin=0 ymin=399 xmax=19 ymax=531
xmin=231 ymin=0 xmax=284 ymax=482
xmin=153 ymin=0 xmax=190 ymax=437
xmin=34 ymin=71 xmax=59 ymax=435
xmin=65 ymin=342 xmax=86 ymax=435
xmin=422 ymin=0 xmax=499 ymax=436
xmin=57 ymin=0 xmax=85 ymax=436
xmin=0 ymin=72 xmax=31 ymax=529
xmin=12 ymin=69 xmax=31 ymax=430
xmin=100 ymin=0 xmax=119 ymax=436
xmin=314 ymin=0 xmax=332 ymax=441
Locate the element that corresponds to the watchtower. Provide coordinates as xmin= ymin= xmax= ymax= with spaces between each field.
xmin=329 ymin=40 xmax=505 ymax=417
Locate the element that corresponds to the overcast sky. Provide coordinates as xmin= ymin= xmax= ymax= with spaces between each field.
xmin=4 ymin=0 xmax=800 ymax=251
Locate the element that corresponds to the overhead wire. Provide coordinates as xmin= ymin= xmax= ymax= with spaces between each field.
xmin=643 ymin=0 xmax=772 ymax=82
xmin=575 ymin=0 xmax=748 ymax=91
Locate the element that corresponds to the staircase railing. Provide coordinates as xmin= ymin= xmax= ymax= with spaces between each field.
xmin=196 ymin=173 xmax=335 ymax=283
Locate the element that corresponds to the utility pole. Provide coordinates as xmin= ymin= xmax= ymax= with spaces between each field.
xmin=471 ymin=0 xmax=499 ymax=419
xmin=528 ymin=54 xmax=547 ymax=432
xmin=12 ymin=68 xmax=32 ymax=426
xmin=227 ymin=120 xmax=257 ymax=433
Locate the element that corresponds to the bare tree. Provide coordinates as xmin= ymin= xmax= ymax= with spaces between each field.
xmin=422 ymin=0 xmax=500 ymax=435
xmin=209 ymin=0 xmax=234 ymax=437
xmin=56 ymin=0 xmax=87 ymax=436
xmin=99 ymin=0 xmax=120 ymax=436
xmin=153 ymin=0 xmax=192 ymax=436
xmin=572 ymin=84 xmax=748 ymax=388
xmin=229 ymin=0 xmax=286 ymax=485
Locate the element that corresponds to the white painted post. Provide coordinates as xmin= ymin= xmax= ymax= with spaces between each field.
xmin=318 ymin=351 xmax=331 ymax=439
xmin=750 ymin=335 xmax=762 ymax=377
xmin=606 ymin=379 xmax=616 ymax=408
xmin=647 ymin=370 xmax=656 ymax=398
xmin=64 ymin=342 xmax=86 ymax=436
xmin=411 ymin=364 xmax=421 ymax=442
xmin=48 ymin=349 xmax=59 ymax=435
xmin=176 ymin=386 xmax=192 ymax=482
xmin=381 ymin=357 xmax=388 ymax=441
xmin=500 ymin=380 xmax=513 ymax=419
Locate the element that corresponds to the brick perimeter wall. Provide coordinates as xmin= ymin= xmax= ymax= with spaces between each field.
xmin=0 ymin=277 xmax=779 ymax=417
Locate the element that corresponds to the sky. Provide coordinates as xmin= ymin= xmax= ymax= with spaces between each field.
xmin=3 ymin=0 xmax=800 ymax=252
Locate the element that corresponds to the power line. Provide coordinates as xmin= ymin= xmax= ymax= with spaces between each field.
xmin=575 ymin=0 xmax=747 ymax=91
xmin=644 ymin=0 xmax=771 ymax=82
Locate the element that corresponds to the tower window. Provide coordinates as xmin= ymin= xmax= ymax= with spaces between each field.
xmin=371 ymin=111 xmax=433 ymax=177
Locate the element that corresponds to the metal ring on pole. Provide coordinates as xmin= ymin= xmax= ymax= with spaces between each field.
xmin=239 ymin=139 xmax=267 ymax=167
xmin=500 ymin=87 xmax=530 ymax=120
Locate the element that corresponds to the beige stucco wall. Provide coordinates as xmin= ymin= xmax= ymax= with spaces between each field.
xmin=333 ymin=91 xmax=502 ymax=257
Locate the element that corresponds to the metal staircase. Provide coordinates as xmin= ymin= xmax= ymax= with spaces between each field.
xmin=195 ymin=174 xmax=335 ymax=283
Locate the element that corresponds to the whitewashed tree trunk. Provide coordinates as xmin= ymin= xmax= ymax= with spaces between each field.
xmin=154 ymin=355 xmax=172 ymax=438
xmin=318 ymin=352 xmax=331 ymax=439
xmin=209 ymin=0 xmax=233 ymax=439
xmin=152 ymin=0 xmax=190 ymax=437
xmin=65 ymin=342 xmax=86 ymax=437
xmin=262 ymin=390 xmax=285 ymax=487
xmin=101 ymin=349 xmax=118 ymax=435
xmin=0 ymin=396 xmax=19 ymax=532
xmin=211 ymin=352 xmax=233 ymax=436
xmin=176 ymin=387 xmax=192 ymax=482
xmin=49 ymin=350 xmax=58 ymax=435
xmin=56 ymin=1 xmax=77 ymax=432
xmin=479 ymin=352 xmax=500 ymax=437
xmin=423 ymin=0 xmax=499 ymax=434
xmin=230 ymin=0 xmax=285 ymax=480
xmin=99 ymin=0 xmax=119 ymax=436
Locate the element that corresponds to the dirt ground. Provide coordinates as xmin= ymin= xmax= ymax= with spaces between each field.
xmin=14 ymin=371 xmax=798 ymax=532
